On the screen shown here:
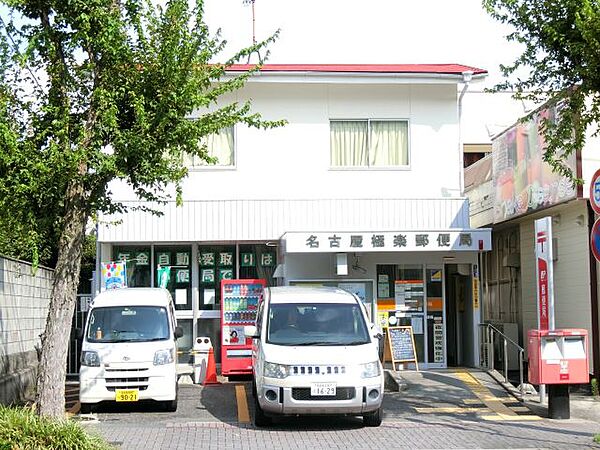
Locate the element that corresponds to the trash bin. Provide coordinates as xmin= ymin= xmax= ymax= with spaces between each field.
xmin=193 ymin=337 xmax=212 ymax=384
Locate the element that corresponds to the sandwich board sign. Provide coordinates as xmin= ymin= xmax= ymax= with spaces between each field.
xmin=384 ymin=326 xmax=419 ymax=371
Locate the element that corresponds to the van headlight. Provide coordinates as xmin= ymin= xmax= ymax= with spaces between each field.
xmin=81 ymin=351 xmax=101 ymax=367
xmin=360 ymin=361 xmax=381 ymax=378
xmin=153 ymin=348 xmax=174 ymax=365
xmin=264 ymin=361 xmax=290 ymax=379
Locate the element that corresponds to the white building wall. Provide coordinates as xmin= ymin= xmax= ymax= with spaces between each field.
xmin=519 ymin=201 xmax=592 ymax=367
xmin=108 ymin=83 xmax=460 ymax=202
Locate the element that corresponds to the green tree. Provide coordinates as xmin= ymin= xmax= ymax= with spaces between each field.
xmin=0 ymin=0 xmax=283 ymax=417
xmin=483 ymin=0 xmax=600 ymax=182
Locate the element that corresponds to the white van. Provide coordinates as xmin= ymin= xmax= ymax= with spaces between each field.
xmin=246 ymin=286 xmax=384 ymax=427
xmin=79 ymin=288 xmax=182 ymax=413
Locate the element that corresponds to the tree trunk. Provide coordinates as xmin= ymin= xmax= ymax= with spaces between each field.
xmin=35 ymin=178 xmax=89 ymax=417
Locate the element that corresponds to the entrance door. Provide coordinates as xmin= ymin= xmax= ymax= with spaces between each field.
xmin=376 ymin=263 xmax=446 ymax=369
xmin=444 ymin=264 xmax=474 ymax=367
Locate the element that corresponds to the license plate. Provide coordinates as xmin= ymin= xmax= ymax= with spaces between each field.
xmin=310 ymin=382 xmax=336 ymax=396
xmin=115 ymin=389 xmax=139 ymax=402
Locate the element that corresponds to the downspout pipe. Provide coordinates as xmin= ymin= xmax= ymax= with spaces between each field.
xmin=458 ymin=71 xmax=473 ymax=196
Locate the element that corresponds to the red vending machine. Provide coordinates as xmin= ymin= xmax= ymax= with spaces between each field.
xmin=220 ymin=279 xmax=265 ymax=377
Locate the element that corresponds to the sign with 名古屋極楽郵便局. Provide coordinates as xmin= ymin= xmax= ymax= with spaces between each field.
xmin=283 ymin=231 xmax=491 ymax=253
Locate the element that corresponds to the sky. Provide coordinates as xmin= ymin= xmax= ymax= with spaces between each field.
xmin=204 ymin=0 xmax=529 ymax=142
xmin=203 ymin=0 xmax=524 ymax=89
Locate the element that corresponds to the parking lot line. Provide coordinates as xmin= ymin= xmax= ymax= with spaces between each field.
xmin=235 ymin=384 xmax=250 ymax=424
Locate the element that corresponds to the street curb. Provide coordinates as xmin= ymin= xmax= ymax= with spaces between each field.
xmin=384 ymin=369 xmax=408 ymax=392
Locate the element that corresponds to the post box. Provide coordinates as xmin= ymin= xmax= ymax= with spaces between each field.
xmin=528 ymin=329 xmax=588 ymax=385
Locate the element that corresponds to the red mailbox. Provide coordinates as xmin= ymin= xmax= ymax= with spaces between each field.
xmin=528 ymin=329 xmax=589 ymax=385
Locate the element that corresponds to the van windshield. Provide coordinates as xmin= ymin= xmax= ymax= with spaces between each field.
xmin=267 ymin=303 xmax=370 ymax=346
xmin=86 ymin=306 xmax=170 ymax=343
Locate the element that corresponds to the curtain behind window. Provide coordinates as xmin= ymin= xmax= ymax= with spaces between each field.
xmin=205 ymin=127 xmax=234 ymax=165
xmin=370 ymin=121 xmax=408 ymax=166
xmin=330 ymin=121 xmax=368 ymax=166
xmin=184 ymin=127 xmax=234 ymax=167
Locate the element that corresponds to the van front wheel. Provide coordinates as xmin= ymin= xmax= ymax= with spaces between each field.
xmin=253 ymin=395 xmax=271 ymax=427
xmin=363 ymin=406 xmax=383 ymax=427
xmin=163 ymin=398 xmax=178 ymax=412
xmin=163 ymin=387 xmax=178 ymax=412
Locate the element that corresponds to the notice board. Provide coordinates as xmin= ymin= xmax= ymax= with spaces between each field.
xmin=384 ymin=326 xmax=418 ymax=371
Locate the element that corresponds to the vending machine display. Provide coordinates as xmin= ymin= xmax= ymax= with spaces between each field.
xmin=220 ymin=279 xmax=265 ymax=376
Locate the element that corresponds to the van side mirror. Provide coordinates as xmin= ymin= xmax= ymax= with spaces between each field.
xmin=174 ymin=326 xmax=183 ymax=339
xmin=76 ymin=328 xmax=83 ymax=340
xmin=244 ymin=325 xmax=259 ymax=338
xmin=370 ymin=324 xmax=383 ymax=340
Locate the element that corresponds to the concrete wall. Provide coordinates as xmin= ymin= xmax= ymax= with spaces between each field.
xmin=0 ymin=256 xmax=52 ymax=405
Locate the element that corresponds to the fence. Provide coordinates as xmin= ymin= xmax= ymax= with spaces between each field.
xmin=0 ymin=255 xmax=53 ymax=404
xmin=67 ymin=294 xmax=92 ymax=378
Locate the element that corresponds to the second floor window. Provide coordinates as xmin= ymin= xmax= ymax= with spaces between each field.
xmin=184 ymin=126 xmax=234 ymax=168
xmin=330 ymin=120 xmax=409 ymax=168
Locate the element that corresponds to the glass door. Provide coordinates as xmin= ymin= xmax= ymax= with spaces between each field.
xmin=425 ymin=266 xmax=445 ymax=368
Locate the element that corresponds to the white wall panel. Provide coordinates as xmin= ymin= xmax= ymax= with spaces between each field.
xmin=98 ymin=198 xmax=471 ymax=243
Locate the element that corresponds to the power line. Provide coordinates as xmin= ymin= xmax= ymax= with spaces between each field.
xmin=0 ymin=14 xmax=44 ymax=92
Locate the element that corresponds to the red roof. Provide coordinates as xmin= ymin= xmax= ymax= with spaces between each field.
xmin=225 ymin=64 xmax=487 ymax=76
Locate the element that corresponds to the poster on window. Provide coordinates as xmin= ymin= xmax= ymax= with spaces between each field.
xmin=411 ymin=316 xmax=423 ymax=335
xmin=102 ymin=262 xmax=127 ymax=290
xmin=157 ymin=266 xmax=170 ymax=288
xmin=395 ymin=280 xmax=423 ymax=312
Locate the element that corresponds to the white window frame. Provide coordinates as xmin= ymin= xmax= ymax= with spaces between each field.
xmin=329 ymin=118 xmax=411 ymax=170
xmin=186 ymin=125 xmax=237 ymax=171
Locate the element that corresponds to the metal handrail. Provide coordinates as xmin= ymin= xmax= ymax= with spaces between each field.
xmin=478 ymin=323 xmax=525 ymax=396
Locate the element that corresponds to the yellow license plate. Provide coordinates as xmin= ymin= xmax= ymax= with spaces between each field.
xmin=115 ymin=389 xmax=139 ymax=402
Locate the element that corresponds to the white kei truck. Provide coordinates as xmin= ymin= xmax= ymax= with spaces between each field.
xmin=245 ymin=286 xmax=384 ymax=427
xmin=79 ymin=288 xmax=183 ymax=413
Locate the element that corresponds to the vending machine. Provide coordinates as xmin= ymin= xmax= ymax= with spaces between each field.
xmin=220 ymin=279 xmax=266 ymax=376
